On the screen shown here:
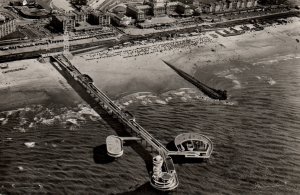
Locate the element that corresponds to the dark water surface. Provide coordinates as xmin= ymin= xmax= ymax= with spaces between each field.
xmin=1 ymin=55 xmax=300 ymax=194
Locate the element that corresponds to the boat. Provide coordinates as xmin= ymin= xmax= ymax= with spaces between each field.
xmin=172 ymin=133 xmax=213 ymax=158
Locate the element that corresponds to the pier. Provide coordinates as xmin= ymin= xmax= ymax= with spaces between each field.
xmin=50 ymin=54 xmax=212 ymax=191
xmin=52 ymin=54 xmax=169 ymax=153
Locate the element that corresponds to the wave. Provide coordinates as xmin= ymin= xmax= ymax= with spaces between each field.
xmin=39 ymin=117 xmax=59 ymax=126
xmin=267 ymin=77 xmax=276 ymax=86
xmin=252 ymin=54 xmax=300 ymax=66
xmin=117 ymin=88 xmax=236 ymax=107
xmin=13 ymin=127 xmax=26 ymax=133
xmin=0 ymin=104 xmax=102 ymax=131
xmin=65 ymin=118 xmax=80 ymax=130
xmin=24 ymin=142 xmax=35 ymax=148
xmin=0 ymin=89 xmax=236 ymax=131
xmin=155 ymin=100 xmax=167 ymax=105
xmin=232 ymin=80 xmax=242 ymax=89
xmin=223 ymin=74 xmax=242 ymax=89
xmin=255 ymin=76 xmax=276 ymax=86
xmin=1 ymin=118 xmax=8 ymax=125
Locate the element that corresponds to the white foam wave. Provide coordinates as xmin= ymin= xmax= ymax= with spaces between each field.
xmin=180 ymin=97 xmax=188 ymax=102
xmin=1 ymin=118 xmax=8 ymax=125
xmin=216 ymin=68 xmax=245 ymax=77
xmin=40 ymin=117 xmax=57 ymax=126
xmin=52 ymin=143 xmax=57 ymax=148
xmin=20 ymin=118 xmax=27 ymax=126
xmin=14 ymin=127 xmax=26 ymax=133
xmin=253 ymin=54 xmax=300 ymax=66
xmin=2 ymin=104 xmax=105 ymax=129
xmin=88 ymin=115 xmax=98 ymax=121
xmin=117 ymin=87 xmax=235 ymax=106
xmin=267 ymin=78 xmax=276 ymax=85
xmin=78 ymin=105 xmax=100 ymax=118
xmin=225 ymin=74 xmax=237 ymax=80
xmin=233 ymin=80 xmax=242 ymax=89
xmin=123 ymin=100 xmax=133 ymax=106
xmin=18 ymin=166 xmax=24 ymax=171
xmin=165 ymin=97 xmax=173 ymax=102
xmin=65 ymin=118 xmax=80 ymax=130
xmin=216 ymin=69 xmax=231 ymax=77
xmin=174 ymin=91 xmax=186 ymax=96
xmin=155 ymin=100 xmax=167 ymax=105
xmin=141 ymin=100 xmax=148 ymax=105
xmin=223 ymin=74 xmax=242 ymax=89
xmin=136 ymin=95 xmax=147 ymax=100
xmin=24 ymin=142 xmax=35 ymax=148
xmin=28 ymin=122 xmax=35 ymax=128
xmin=66 ymin=118 xmax=79 ymax=126
xmin=231 ymin=68 xmax=243 ymax=73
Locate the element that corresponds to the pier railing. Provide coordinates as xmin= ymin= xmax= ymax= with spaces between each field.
xmin=52 ymin=54 xmax=169 ymax=155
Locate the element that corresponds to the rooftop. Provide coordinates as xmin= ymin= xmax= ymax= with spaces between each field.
xmin=91 ymin=10 xmax=106 ymax=16
xmin=74 ymin=22 xmax=103 ymax=31
xmin=136 ymin=5 xmax=151 ymax=9
xmin=138 ymin=16 xmax=175 ymax=27
xmin=113 ymin=5 xmax=127 ymax=13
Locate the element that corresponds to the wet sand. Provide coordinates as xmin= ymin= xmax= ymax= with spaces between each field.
xmin=72 ymin=17 xmax=300 ymax=98
xmin=171 ymin=17 xmax=300 ymax=74
xmin=0 ymin=59 xmax=81 ymax=111
xmin=0 ymin=17 xmax=299 ymax=110
xmin=0 ymin=16 xmax=300 ymax=195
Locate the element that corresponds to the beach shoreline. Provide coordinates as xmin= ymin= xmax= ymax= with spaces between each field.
xmin=71 ymin=17 xmax=300 ymax=97
xmin=0 ymin=17 xmax=299 ymax=111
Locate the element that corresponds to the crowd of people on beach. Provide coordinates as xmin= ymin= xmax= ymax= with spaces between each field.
xmin=85 ymin=35 xmax=213 ymax=60
xmin=122 ymin=36 xmax=212 ymax=58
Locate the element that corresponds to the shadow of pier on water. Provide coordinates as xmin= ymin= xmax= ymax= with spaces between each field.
xmin=49 ymin=57 xmax=154 ymax=174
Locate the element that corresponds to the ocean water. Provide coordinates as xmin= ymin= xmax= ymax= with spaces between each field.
xmin=1 ymin=55 xmax=300 ymax=194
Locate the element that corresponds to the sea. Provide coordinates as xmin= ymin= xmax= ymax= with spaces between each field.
xmin=0 ymin=54 xmax=299 ymax=194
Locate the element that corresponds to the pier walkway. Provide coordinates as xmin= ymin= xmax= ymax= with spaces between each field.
xmin=51 ymin=54 xmax=169 ymax=155
xmin=51 ymin=54 xmax=213 ymax=158
xmin=50 ymin=53 xmax=213 ymax=190
xmin=51 ymin=54 xmax=215 ymax=159
xmin=51 ymin=54 xmax=212 ymax=158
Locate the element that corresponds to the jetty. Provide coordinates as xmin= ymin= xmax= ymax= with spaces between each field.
xmin=50 ymin=54 xmax=213 ymax=191
xmin=162 ymin=60 xmax=227 ymax=100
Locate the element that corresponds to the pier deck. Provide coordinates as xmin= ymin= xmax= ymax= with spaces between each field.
xmin=51 ymin=54 xmax=213 ymax=158
xmin=51 ymin=54 xmax=169 ymax=155
xmin=50 ymin=53 xmax=214 ymax=190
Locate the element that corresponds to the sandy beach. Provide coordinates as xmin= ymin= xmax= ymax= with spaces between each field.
xmin=71 ymin=17 xmax=300 ymax=98
xmin=169 ymin=18 xmax=300 ymax=74
xmin=0 ymin=17 xmax=299 ymax=110
xmin=1 ymin=13 xmax=300 ymax=194
xmin=0 ymin=59 xmax=81 ymax=111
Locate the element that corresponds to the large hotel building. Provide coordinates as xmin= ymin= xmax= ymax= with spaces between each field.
xmin=126 ymin=0 xmax=258 ymax=22
xmin=0 ymin=15 xmax=16 ymax=39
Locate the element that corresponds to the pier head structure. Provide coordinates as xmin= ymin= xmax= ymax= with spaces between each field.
xmin=49 ymin=53 xmax=213 ymax=191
